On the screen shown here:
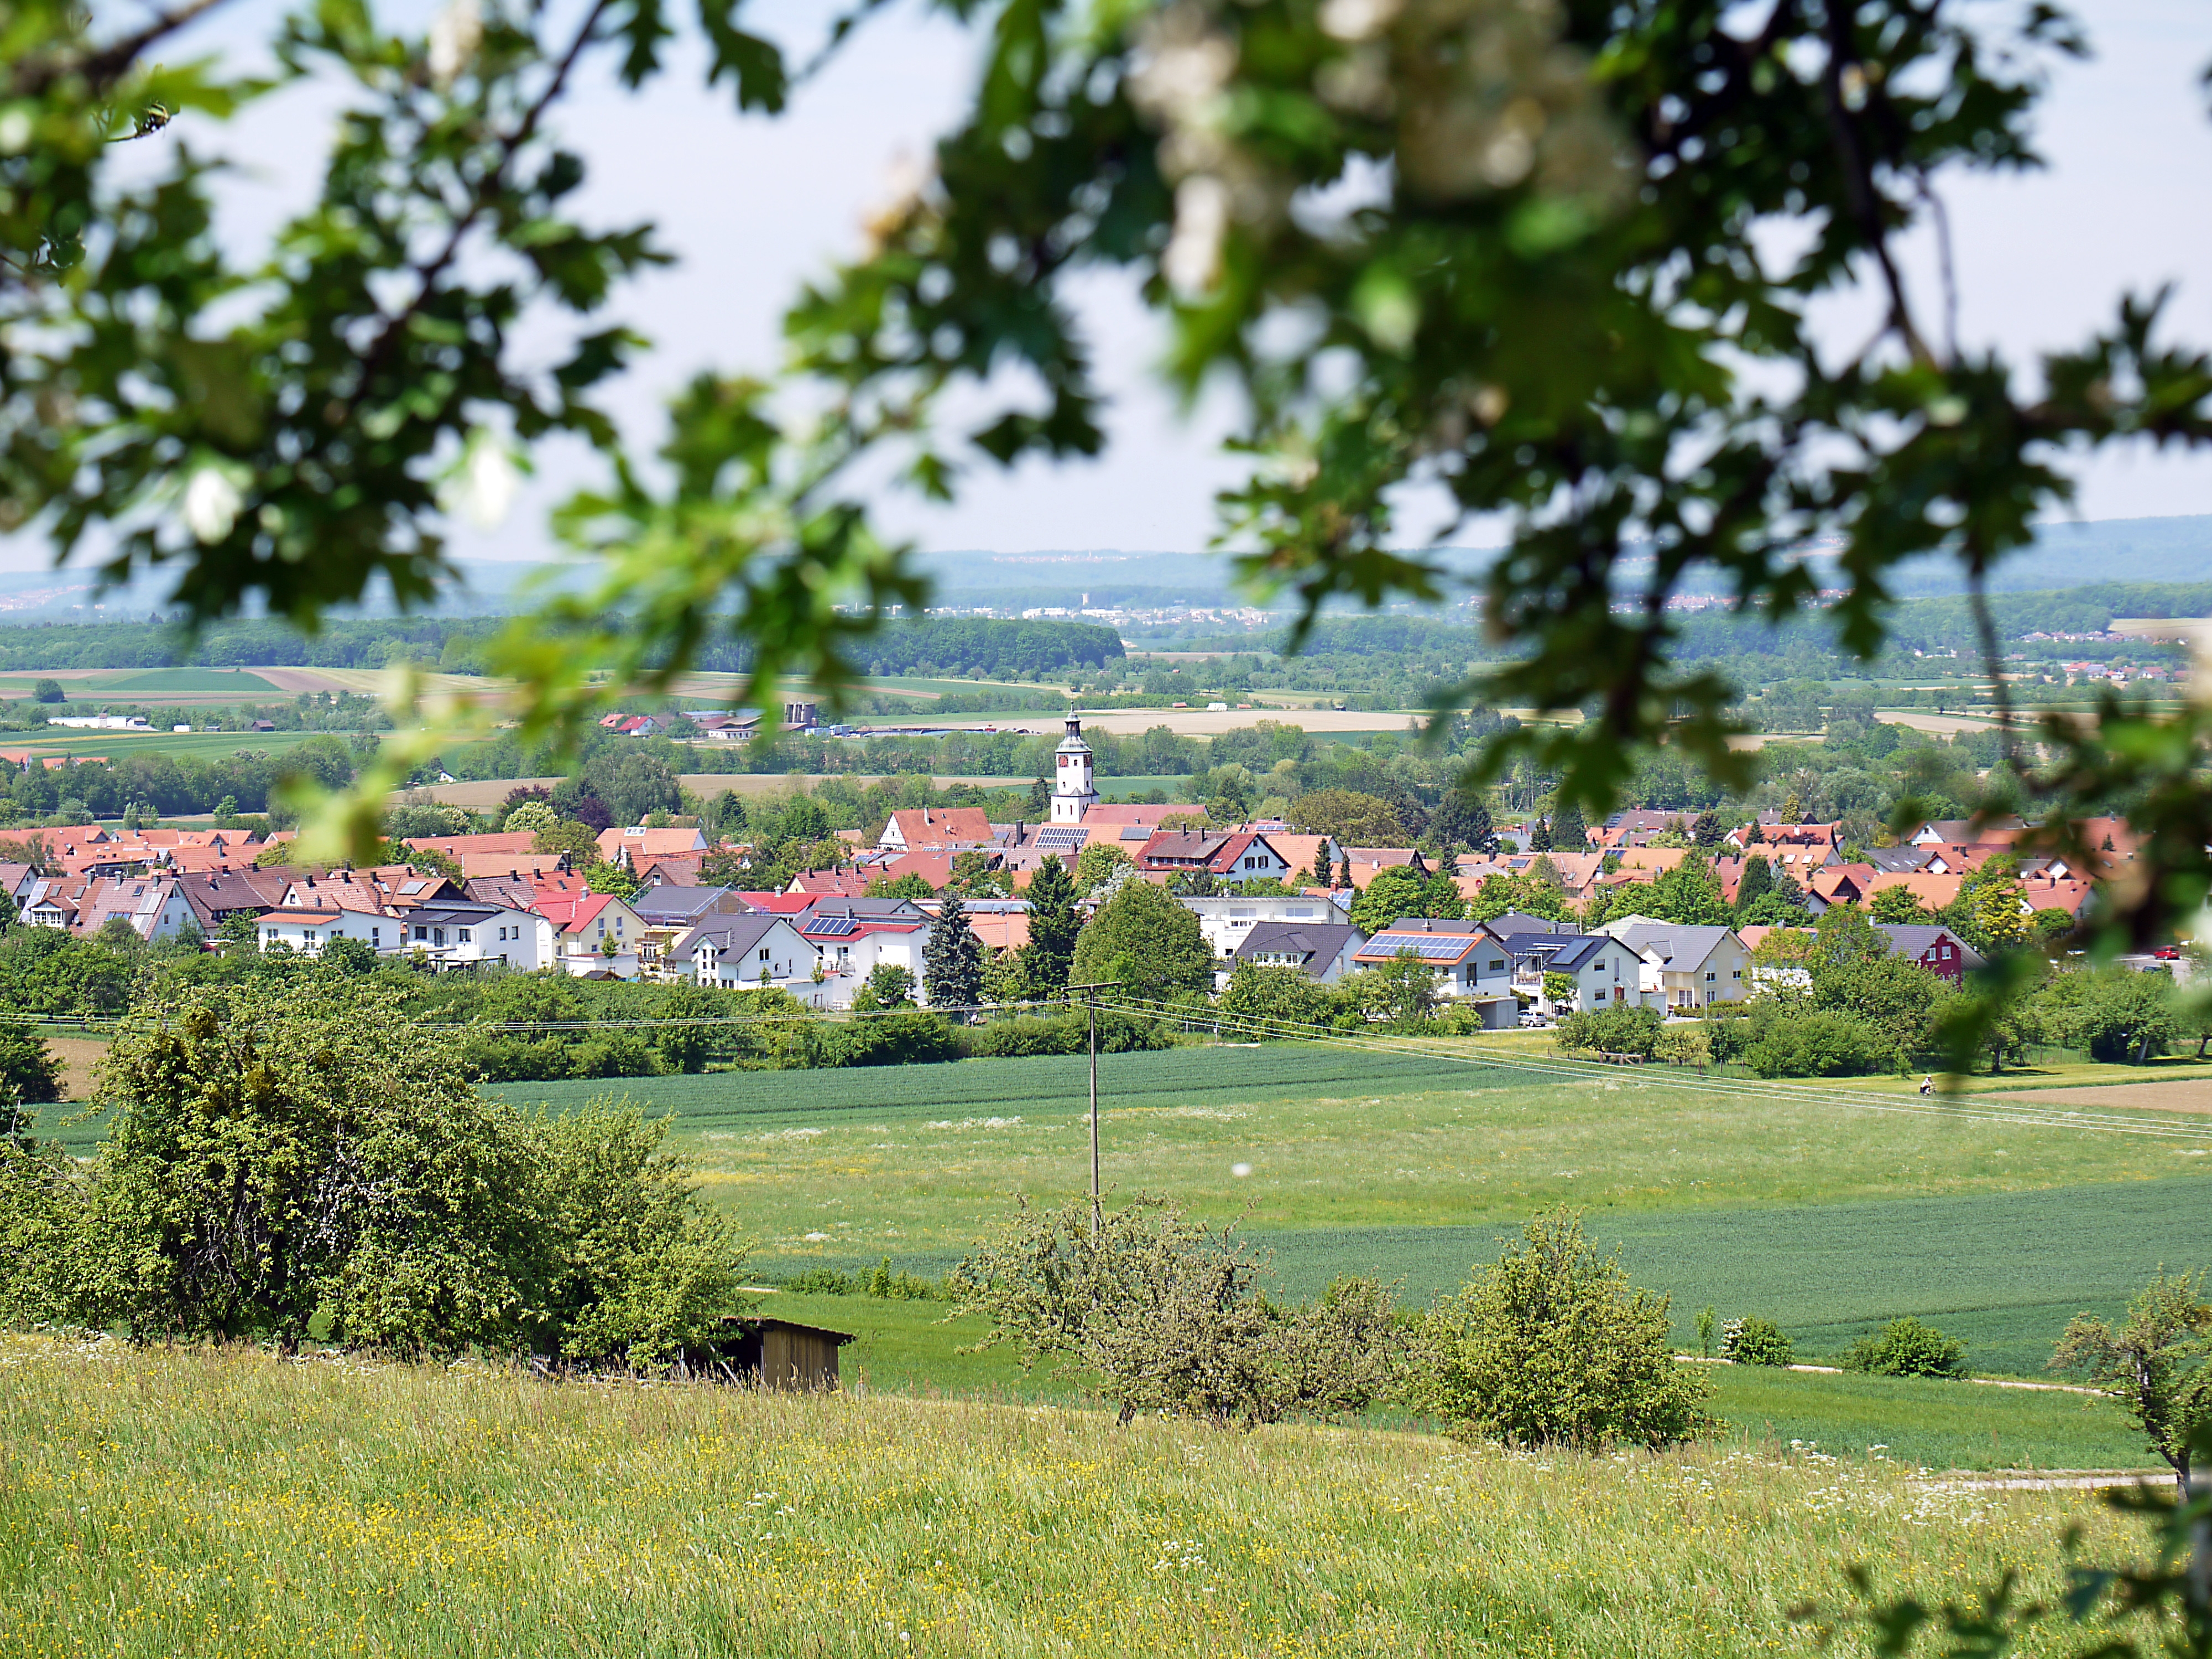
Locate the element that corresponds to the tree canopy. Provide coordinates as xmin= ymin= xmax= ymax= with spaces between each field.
xmin=7 ymin=0 xmax=2210 ymax=979
xmin=1071 ymin=879 xmax=1214 ymax=1001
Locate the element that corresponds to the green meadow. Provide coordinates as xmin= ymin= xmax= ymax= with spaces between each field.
xmin=747 ymin=1290 xmax=2149 ymax=1470
xmin=0 ymin=666 xmax=285 ymax=696
xmin=24 ymin=1039 xmax=2201 ymax=1468
xmin=478 ymin=1042 xmax=2212 ymax=1391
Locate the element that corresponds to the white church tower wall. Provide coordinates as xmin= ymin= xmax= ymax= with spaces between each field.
xmin=1051 ymin=718 xmax=1098 ymax=825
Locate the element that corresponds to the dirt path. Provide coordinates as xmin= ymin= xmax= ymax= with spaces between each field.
xmin=2000 ymin=1079 xmax=2212 ymax=1115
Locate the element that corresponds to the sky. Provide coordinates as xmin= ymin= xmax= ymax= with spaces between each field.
xmin=19 ymin=0 xmax=2212 ymax=579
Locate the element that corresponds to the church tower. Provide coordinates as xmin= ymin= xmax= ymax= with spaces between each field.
xmin=1051 ymin=718 xmax=1097 ymax=825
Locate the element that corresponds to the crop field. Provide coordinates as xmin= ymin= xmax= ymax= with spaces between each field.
xmin=0 ymin=1332 xmax=2148 ymax=1658
xmin=0 ymin=666 xmax=288 ymax=697
xmin=6 ymin=728 xmax=349 ymax=760
xmin=477 ymin=1042 xmax=2212 ymax=1384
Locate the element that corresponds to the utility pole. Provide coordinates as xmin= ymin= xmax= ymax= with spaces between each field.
xmin=1068 ymin=982 xmax=1119 ymax=1234
xmin=1088 ymin=987 xmax=1099 ymax=1235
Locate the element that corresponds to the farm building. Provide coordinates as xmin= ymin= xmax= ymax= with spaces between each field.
xmin=684 ymin=1318 xmax=855 ymax=1390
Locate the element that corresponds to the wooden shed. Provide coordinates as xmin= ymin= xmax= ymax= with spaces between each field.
xmin=707 ymin=1318 xmax=855 ymax=1391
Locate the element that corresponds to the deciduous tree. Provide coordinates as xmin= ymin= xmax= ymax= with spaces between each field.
xmin=1070 ymin=880 xmax=1212 ymax=1002
xmin=1406 ymin=1208 xmax=1715 ymax=1451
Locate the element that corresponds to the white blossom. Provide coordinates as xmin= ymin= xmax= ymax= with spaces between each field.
xmin=428 ymin=0 xmax=483 ymax=88
xmin=181 ymin=468 xmax=241 ymax=543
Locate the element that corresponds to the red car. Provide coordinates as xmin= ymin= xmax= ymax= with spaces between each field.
xmin=2154 ymin=946 xmax=2182 ymax=960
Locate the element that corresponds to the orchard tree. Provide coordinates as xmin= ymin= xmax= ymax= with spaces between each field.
xmin=1406 ymin=1208 xmax=1715 ymax=1451
xmin=2052 ymin=1271 xmax=2212 ymax=1491
xmin=952 ymin=1195 xmax=1398 ymax=1426
xmin=80 ymin=982 xmax=541 ymax=1354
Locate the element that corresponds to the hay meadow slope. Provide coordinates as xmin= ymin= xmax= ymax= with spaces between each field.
xmin=0 ymin=1335 xmax=2141 ymax=1659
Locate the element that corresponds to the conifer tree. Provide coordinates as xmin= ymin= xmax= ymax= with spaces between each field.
xmin=924 ymin=890 xmax=985 ymax=1013
xmin=1026 ymin=856 xmax=1080 ymax=990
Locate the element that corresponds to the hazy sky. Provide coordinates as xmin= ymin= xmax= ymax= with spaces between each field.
xmin=29 ymin=0 xmax=2212 ymax=578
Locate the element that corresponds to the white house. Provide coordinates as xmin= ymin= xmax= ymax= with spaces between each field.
xmin=1498 ymin=931 xmax=1656 ymax=1015
xmin=260 ymin=905 xmax=394 ymax=956
xmin=1594 ymin=917 xmax=1752 ymax=1011
xmin=1232 ymin=921 xmax=1364 ymax=984
xmin=796 ymin=899 xmax=933 ymax=1009
xmin=1180 ymin=891 xmax=1354 ymax=959
xmin=677 ymin=911 xmax=818 ymax=992
xmin=531 ymin=888 xmax=646 ymax=978
xmin=1350 ymin=919 xmax=1519 ymax=1000
xmin=392 ymin=901 xmax=555 ymax=969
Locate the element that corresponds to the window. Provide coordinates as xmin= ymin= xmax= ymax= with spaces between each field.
xmin=1487 ymin=959 xmax=1505 ymax=973
xmin=1593 ymin=989 xmax=1607 ymax=1001
xmin=1941 ymin=944 xmax=1953 ymax=959
xmin=371 ymin=928 xmax=380 ymax=946
xmin=759 ymin=948 xmax=771 ymax=962
xmin=458 ymin=928 xmax=471 ymax=943
xmin=265 ymin=929 xmax=278 ymax=943
xmin=1704 ymin=970 xmax=1716 ymax=982
xmin=432 ymin=928 xmax=446 ymax=946
xmin=1731 ymin=968 xmax=1741 ymax=979
xmin=413 ymin=925 xmax=427 ymax=941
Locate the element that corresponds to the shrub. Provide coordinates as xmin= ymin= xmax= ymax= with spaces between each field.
xmin=1843 ymin=1317 xmax=1966 ymax=1378
xmin=1556 ymin=1004 xmax=1661 ymax=1058
xmin=0 ymin=1020 xmax=63 ymax=1104
xmin=1404 ymin=1207 xmax=1717 ymax=1451
xmin=782 ymin=1258 xmax=946 ymax=1301
xmin=1218 ymin=961 xmax=1339 ymax=1035
xmin=961 ymin=1008 xmax=1167 ymax=1058
xmin=1722 ymin=1316 xmax=1794 ymax=1366
xmin=952 ymin=1195 xmax=1399 ymax=1426
xmin=1734 ymin=1005 xmax=1884 ymax=1077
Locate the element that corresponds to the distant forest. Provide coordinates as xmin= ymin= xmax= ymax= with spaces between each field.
xmin=0 ymin=616 xmax=1126 ymax=680
xmin=1176 ymin=581 xmax=2212 ymax=669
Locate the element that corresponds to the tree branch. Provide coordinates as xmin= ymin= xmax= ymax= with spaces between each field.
xmin=9 ymin=0 xmax=238 ymax=101
xmin=1819 ymin=13 xmax=1932 ymax=368
xmin=339 ymin=0 xmax=618 ymax=414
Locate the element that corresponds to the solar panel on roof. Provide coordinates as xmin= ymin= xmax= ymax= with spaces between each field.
xmin=1036 ymin=826 xmax=1087 ymax=850
xmin=807 ymin=915 xmax=858 ymax=936
xmin=1368 ymin=937 xmax=1468 ymax=959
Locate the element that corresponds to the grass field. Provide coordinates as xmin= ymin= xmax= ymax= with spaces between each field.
xmin=467 ymin=1042 xmax=2212 ymax=1383
xmin=25 ymin=1037 xmax=2210 ymax=1469
xmin=0 ymin=1333 xmax=2150 ymax=1658
xmin=756 ymin=1290 xmax=2153 ymax=1470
